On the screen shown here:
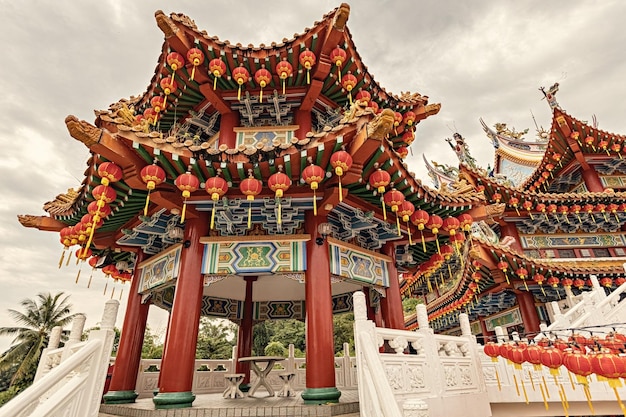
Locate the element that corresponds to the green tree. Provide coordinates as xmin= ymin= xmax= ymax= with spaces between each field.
xmin=333 ymin=313 xmax=354 ymax=354
xmin=265 ymin=319 xmax=305 ymax=352
xmin=83 ymin=327 xmax=121 ymax=356
xmin=252 ymin=321 xmax=270 ymax=356
xmin=402 ymin=297 xmax=421 ymax=314
xmin=264 ymin=341 xmax=287 ymax=357
xmin=195 ymin=318 xmax=236 ymax=359
xmin=0 ymin=292 xmax=77 ymax=391
xmin=141 ymin=326 xmax=164 ymax=359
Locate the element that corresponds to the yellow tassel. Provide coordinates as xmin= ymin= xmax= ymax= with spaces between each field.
xmin=337 ymin=66 xmax=342 ymax=82
xmin=513 ymin=373 xmax=521 ymax=397
xmin=338 ymin=178 xmax=343 ymax=202
xmin=539 ymin=382 xmax=549 ymax=410
xmin=277 ymin=199 xmax=282 ymax=225
xmin=495 ymin=369 xmax=501 ymax=391
xmin=583 ymin=384 xmax=594 ymax=414
xmin=75 ymin=268 xmax=81 ymax=284
xmin=190 ymin=66 xmax=196 ymax=81
xmin=521 ymin=376 xmax=529 ymax=404
xmin=523 ymin=280 xmax=529 ymax=291
xmin=313 ymin=189 xmax=318 ymax=216
xmin=238 ymin=85 xmax=242 ymax=101
xmin=103 ymin=278 xmax=108 ymax=295
xmin=248 ymin=202 xmax=252 ymax=229
xmin=381 ymin=200 xmax=387 ymax=221
xmin=528 ymin=370 xmax=535 ymax=391
xmin=210 ymin=201 xmax=216 ymax=229
xmin=435 ymin=237 xmax=440 ymax=254
xmin=396 ymin=216 xmax=401 ymax=236
xmin=282 ymin=79 xmax=286 ymax=95
xmin=110 ymin=286 xmax=115 ymax=300
xmin=59 ymin=249 xmax=66 ymax=269
xmin=260 ymin=87 xmax=263 ymax=103
xmin=144 ymin=192 xmax=151 ymax=216
xmin=119 ymin=288 xmax=123 ymax=301
xmin=213 ymin=76 xmax=218 ymax=90
xmin=567 ymin=371 xmax=575 ymax=391
xmin=542 ymin=375 xmax=550 ymax=399
xmin=348 ymin=91 xmax=352 ymax=105
xmin=420 ymin=231 xmax=426 ymax=252
xmin=306 ymin=68 xmax=310 ymax=84
xmin=181 ymin=202 xmax=187 ymax=223
xmin=87 ymin=269 xmax=94 ymax=288
xmin=407 ymin=222 xmax=413 ymax=245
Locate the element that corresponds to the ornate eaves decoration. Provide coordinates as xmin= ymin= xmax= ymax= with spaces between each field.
xmin=65 ymin=115 xmax=102 ymax=147
xmin=366 ymin=108 xmax=395 ymax=141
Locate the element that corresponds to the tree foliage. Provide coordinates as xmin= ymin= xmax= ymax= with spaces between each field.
xmin=195 ymin=318 xmax=236 ymax=359
xmin=402 ymin=297 xmax=421 ymax=314
xmin=0 ymin=292 xmax=77 ymax=399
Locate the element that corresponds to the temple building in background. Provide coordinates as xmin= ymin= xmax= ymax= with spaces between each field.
xmin=17 ymin=2 xmax=626 ymax=411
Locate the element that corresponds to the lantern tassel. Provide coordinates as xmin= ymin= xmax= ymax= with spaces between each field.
xmin=523 ymin=280 xmax=529 ymax=292
xmin=338 ymin=178 xmax=344 ymax=202
xmin=313 ymin=189 xmax=318 ymax=216
xmin=396 ymin=216 xmax=401 ymax=236
xmin=528 ymin=370 xmax=535 ymax=391
xmin=87 ymin=269 xmax=94 ymax=289
xmin=513 ymin=373 xmax=521 ymax=397
xmin=66 ymin=250 xmax=72 ymax=266
xmin=247 ymin=200 xmax=253 ymax=229
xmin=381 ymin=200 xmax=387 ymax=221
xmin=119 ymin=288 xmax=123 ymax=301
xmin=210 ymin=201 xmax=216 ymax=230
xmin=407 ymin=222 xmax=413 ymax=245
xmin=435 ymin=237 xmax=440 ymax=254
xmin=237 ymin=85 xmax=242 ymax=101
xmin=337 ymin=65 xmax=342 ymax=82
xmin=420 ymin=231 xmax=426 ymax=253
xmin=540 ymin=284 xmax=546 ymax=296
xmin=75 ymin=267 xmax=81 ymax=284
xmin=213 ymin=76 xmax=218 ymax=90
xmin=110 ymin=285 xmax=115 ymax=300
xmin=348 ymin=91 xmax=353 ymax=105
xmin=181 ymin=201 xmax=187 ymax=224
xmin=103 ymin=277 xmax=108 ymax=295
xmin=282 ymin=79 xmax=286 ymax=95
xmin=59 ymin=249 xmax=66 ymax=269
xmin=583 ymin=384 xmax=594 ymax=414
xmin=539 ymin=382 xmax=549 ymax=410
xmin=514 ymin=207 xmax=520 ymax=216
xmin=144 ymin=191 xmax=152 ymax=216
xmin=567 ymin=371 xmax=575 ymax=391
xmin=277 ymin=198 xmax=282 ymax=225
xmin=190 ymin=66 xmax=196 ymax=81
xmin=542 ymin=375 xmax=550 ymax=399
xmin=306 ymin=68 xmax=310 ymax=84
xmin=520 ymin=376 xmax=529 ymax=404
xmin=259 ymin=87 xmax=263 ymax=103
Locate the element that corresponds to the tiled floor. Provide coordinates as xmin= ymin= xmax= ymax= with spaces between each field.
xmin=100 ymin=390 xmax=360 ymax=417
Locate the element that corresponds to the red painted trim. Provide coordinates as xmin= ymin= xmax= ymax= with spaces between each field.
xmin=380 ymin=243 xmax=405 ymax=330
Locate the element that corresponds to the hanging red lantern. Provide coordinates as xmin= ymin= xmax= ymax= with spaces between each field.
xmin=239 ymin=171 xmax=263 ymax=229
xmin=547 ymin=276 xmax=560 ymax=288
xmin=186 ymin=47 xmax=204 ymax=81
xmin=174 ymin=170 xmax=200 ymax=223
xmin=329 ymin=46 xmax=347 ymax=81
xmin=570 ymin=204 xmax=582 ymax=223
xmin=92 ymin=185 xmax=117 ymax=207
xmin=143 ymin=108 xmax=159 ymax=125
xmin=302 ymin=162 xmax=325 ymax=216
xmin=254 ymin=65 xmax=272 ymax=103
xmin=299 ymin=48 xmax=316 ymax=84
xmin=600 ymin=277 xmax=614 ymax=288
xmin=268 ymin=166 xmax=291 ymax=225
xmin=584 ymin=135 xmax=595 ymax=150
xmin=159 ymin=76 xmax=178 ymax=108
xmin=591 ymin=353 xmax=626 ymax=405
xmin=393 ymin=112 xmax=403 ymax=136
xmin=540 ymin=347 xmax=564 ymax=378
xmin=275 ymin=59 xmax=293 ymax=95
xmin=355 ymin=90 xmax=371 ymax=103
xmin=410 ymin=209 xmax=429 ymax=252
xmin=384 ymin=188 xmax=405 ymax=236
xmin=509 ymin=197 xmax=520 ymax=216
xmin=151 ymin=96 xmax=165 ymax=115
xmin=232 ymin=64 xmax=250 ymax=101
xmin=457 ymin=213 xmax=473 ymax=232
xmin=615 ymin=277 xmax=626 ymax=287
xmin=208 ymin=58 xmax=227 ymax=90
xmin=484 ymin=342 xmax=501 ymax=362
xmin=426 ymin=215 xmax=443 ymax=253
xmin=442 ymin=243 xmax=456 ymax=260
xmin=442 ymin=217 xmax=460 ymax=236
xmin=492 ymin=193 xmax=502 ymax=203
xmin=368 ymin=168 xmax=391 ymax=220
xmin=396 ymin=147 xmax=408 ymax=159
xmin=341 ymin=71 xmax=358 ymax=104
xmin=86 ymin=256 xmax=98 ymax=288
xmin=403 ymin=111 xmax=416 ymax=127
xmin=449 ymin=233 xmax=465 ymax=249
xmin=97 ymin=162 xmax=123 ymax=187
xmin=522 ymin=201 xmax=534 ymax=219
xmin=573 ymin=278 xmax=585 ymax=290
xmin=205 ymin=174 xmax=229 ymax=230
xmin=608 ymin=203 xmax=620 ymax=221
xmin=398 ymin=201 xmax=415 ymax=245
xmin=330 ymin=150 xmax=352 ymax=202
xmin=368 ymin=100 xmax=379 ymax=113
xmin=561 ymin=278 xmax=573 ymax=289
xmin=166 ymin=52 xmax=185 ymax=83
xmin=402 ymin=130 xmax=415 ymax=146
xmin=140 ymin=163 xmax=166 ymax=216
xmin=58 ymin=227 xmax=73 ymax=268
xmin=533 ymin=273 xmax=546 ymax=295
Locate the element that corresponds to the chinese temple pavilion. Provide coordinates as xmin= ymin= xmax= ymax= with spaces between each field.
xmin=411 ymin=83 xmax=626 ymax=341
xmin=17 ymin=3 xmax=479 ymax=410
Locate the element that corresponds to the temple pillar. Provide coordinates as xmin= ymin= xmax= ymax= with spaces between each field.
xmin=499 ymin=222 xmax=524 ymax=254
xmin=153 ymin=213 xmax=208 ymax=409
xmin=218 ymin=111 xmax=238 ymax=149
xmin=581 ymin=167 xmax=604 ymax=192
xmin=363 ymin=287 xmax=376 ymax=322
xmin=301 ymin=212 xmax=341 ymax=404
xmin=103 ymin=251 xmax=148 ymax=404
xmin=295 ymin=109 xmax=312 ymax=140
xmin=479 ymin=318 xmax=494 ymax=345
xmin=379 ymin=243 xmax=405 ymax=329
xmin=235 ymin=276 xmax=257 ymax=390
xmin=515 ymin=291 xmax=540 ymax=336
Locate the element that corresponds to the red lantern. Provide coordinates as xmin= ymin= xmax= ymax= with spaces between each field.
xmin=403 ymin=111 xmax=416 ymax=127
xmin=524 ymin=344 xmax=543 ymax=370
xmin=368 ymin=100 xmax=379 ymax=113
xmin=355 ymin=90 xmax=371 ymax=103
xmin=384 ymin=188 xmax=405 ymax=236
xmin=396 ymin=147 xmax=408 ymax=159
xmin=232 ymin=64 xmax=250 ymax=101
xmin=393 ymin=112 xmax=403 ymax=135
xmin=540 ymin=347 xmax=564 ymax=377
xmin=143 ymin=108 xmax=159 ymax=125
xmin=97 ymin=162 xmax=123 ymax=186
xmin=299 ymin=49 xmax=316 ymax=84
xmin=615 ymin=277 xmax=626 ymax=287
xmin=268 ymin=167 xmax=291 ymax=225
xmin=140 ymin=163 xmax=166 ymax=216
xmin=509 ymin=197 xmax=520 ymax=215
xmin=275 ymin=59 xmax=293 ymax=95
xmin=58 ymin=227 xmax=74 ymax=268
xmin=186 ymin=47 xmax=204 ymax=81
xmin=426 ymin=215 xmax=443 ymax=253
xmin=591 ymin=353 xmax=626 ymax=388
xmin=239 ymin=172 xmax=263 ymax=229
xmin=547 ymin=276 xmax=560 ymax=288
xmin=166 ymin=52 xmax=185 ymax=82
xmin=302 ymin=163 xmax=325 ymax=215
xmin=573 ymin=278 xmax=585 ymax=290
xmin=329 ymin=46 xmax=347 ymax=81
xmin=174 ymin=170 xmax=200 ymax=223
xmin=402 ymin=130 xmax=415 ymax=146
xmin=457 ymin=213 xmax=473 ymax=232
xmin=254 ymin=65 xmax=272 ymax=103
xmin=442 ymin=217 xmax=460 ymax=236
xmin=522 ymin=201 xmax=534 ymax=219
xmin=151 ymin=96 xmax=165 ymax=115
xmin=484 ymin=342 xmax=500 ymax=362
xmin=330 ymin=150 xmax=352 ymax=202
xmin=342 ymin=72 xmax=358 ymax=104
xmin=411 ymin=209 xmax=429 ymax=252
xmin=398 ymin=201 xmax=415 ymax=245
xmin=600 ymin=277 xmax=613 ymax=288
xmin=159 ymin=77 xmax=178 ymax=107
xmin=369 ymin=168 xmax=391 ymax=220
xmin=86 ymin=256 xmax=99 ymax=288
xmin=561 ymin=278 xmax=573 ymax=289
xmin=206 ymin=174 xmax=228 ymax=230
xmin=209 ymin=58 xmax=227 ymax=90
xmin=492 ymin=193 xmax=502 ymax=203
xmin=584 ymin=135 xmax=595 ymax=150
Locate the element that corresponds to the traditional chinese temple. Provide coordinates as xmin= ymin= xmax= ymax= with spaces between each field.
xmin=410 ymin=83 xmax=626 ymax=341
xmin=17 ymin=2 xmax=626 ymax=413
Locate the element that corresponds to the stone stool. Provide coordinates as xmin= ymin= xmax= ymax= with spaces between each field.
xmin=223 ymin=373 xmax=245 ymax=399
xmin=276 ymin=372 xmax=296 ymax=397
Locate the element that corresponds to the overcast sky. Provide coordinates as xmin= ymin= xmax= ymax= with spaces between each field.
xmin=1 ymin=0 xmax=626 ymax=352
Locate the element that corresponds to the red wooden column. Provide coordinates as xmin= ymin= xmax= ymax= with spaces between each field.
xmin=363 ymin=287 xmax=377 ymax=322
xmin=235 ymin=276 xmax=257 ymax=389
xmin=581 ymin=167 xmax=605 ymax=192
xmin=153 ymin=212 xmax=208 ymax=409
xmin=515 ymin=291 xmax=541 ymax=336
xmin=479 ymin=318 xmax=495 ymax=345
xmin=103 ymin=251 xmax=148 ymax=404
xmin=294 ymin=109 xmax=312 ymax=140
xmin=301 ymin=213 xmax=341 ymax=404
xmin=380 ymin=243 xmax=405 ymax=329
xmin=499 ymin=222 xmax=524 ymax=254
xmin=218 ymin=111 xmax=238 ymax=148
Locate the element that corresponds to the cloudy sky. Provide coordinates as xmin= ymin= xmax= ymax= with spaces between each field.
xmin=1 ymin=0 xmax=625 ymax=352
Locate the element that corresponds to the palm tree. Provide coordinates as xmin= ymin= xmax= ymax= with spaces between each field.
xmin=0 ymin=292 xmax=77 ymax=388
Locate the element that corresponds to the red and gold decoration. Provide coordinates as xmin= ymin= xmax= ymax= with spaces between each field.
xmin=275 ymin=58 xmax=293 ymax=95
xmin=205 ymin=171 xmax=229 ymax=230
xmin=208 ymin=58 xmax=227 ymax=90
xmin=166 ymin=52 xmax=185 ymax=83
xmin=426 ymin=214 xmax=443 ymax=253
xmin=268 ymin=166 xmax=291 ymax=225
xmin=342 ymin=71 xmax=358 ymax=104
xmin=174 ymin=169 xmax=200 ymax=223
xmin=302 ymin=160 xmax=325 ymax=215
xmin=185 ymin=47 xmax=204 ymax=81
xmin=232 ymin=64 xmax=250 ymax=101
xmin=239 ymin=170 xmax=263 ymax=229
xmin=254 ymin=65 xmax=272 ymax=103
xmin=368 ymin=167 xmax=391 ymax=220
xmin=140 ymin=162 xmax=166 ymax=216
xmin=398 ymin=201 xmax=415 ymax=245
xmin=159 ymin=76 xmax=177 ymax=108
xmin=329 ymin=46 xmax=347 ymax=81
xmin=330 ymin=149 xmax=352 ymax=202
xmin=383 ymin=188 xmax=405 ymax=236
xmin=299 ymin=48 xmax=316 ymax=84
xmin=411 ymin=209 xmax=429 ymax=252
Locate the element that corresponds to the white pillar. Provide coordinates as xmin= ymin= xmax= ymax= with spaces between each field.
xmin=48 ymin=326 xmax=62 ymax=349
xmin=416 ymin=304 xmax=430 ymax=331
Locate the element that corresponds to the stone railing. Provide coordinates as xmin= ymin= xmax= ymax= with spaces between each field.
xmin=0 ymin=300 xmax=119 ymax=417
xmin=352 ymin=291 xmax=490 ymax=417
xmin=135 ymin=343 xmax=357 ymax=398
